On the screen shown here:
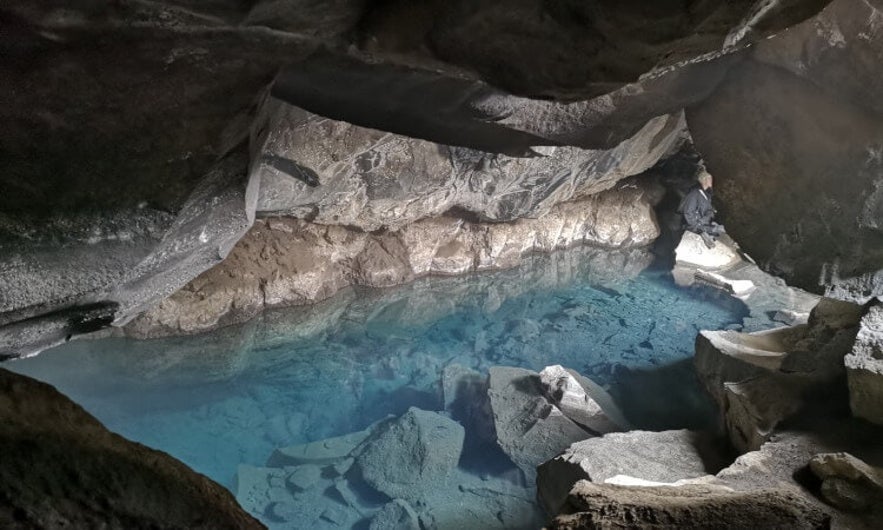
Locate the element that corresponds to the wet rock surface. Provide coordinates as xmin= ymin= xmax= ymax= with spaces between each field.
xmin=0 ymin=368 xmax=263 ymax=530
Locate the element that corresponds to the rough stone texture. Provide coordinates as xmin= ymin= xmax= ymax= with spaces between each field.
xmin=548 ymin=421 xmax=883 ymax=530
xmin=687 ymin=0 xmax=883 ymax=301
xmin=369 ymin=499 xmax=420 ymax=530
xmin=236 ymin=406 xmax=544 ymax=529
xmin=810 ymin=452 xmax=883 ymax=512
xmin=538 ymin=364 xmax=629 ymax=435
xmin=674 ymin=232 xmax=742 ymax=270
xmin=0 ymin=368 xmax=263 ymax=530
xmin=356 ymin=407 xmax=465 ymax=503
xmin=254 ymin=100 xmax=681 ymax=230
xmin=537 ymin=430 xmax=724 ymax=516
xmin=845 ymin=298 xmax=883 ymax=424
xmin=486 ymin=366 xmax=591 ymax=484
xmin=126 ymin=183 xmax=660 ymax=338
xmin=695 ymin=297 xmax=863 ymax=452
xmin=0 ymin=152 xmax=257 ymax=358
xmin=549 ymin=482 xmax=831 ymax=530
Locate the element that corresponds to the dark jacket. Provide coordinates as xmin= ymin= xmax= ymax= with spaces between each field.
xmin=679 ymin=185 xmax=715 ymax=233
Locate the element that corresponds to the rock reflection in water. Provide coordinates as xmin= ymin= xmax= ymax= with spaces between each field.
xmin=8 ymin=244 xmax=749 ymax=529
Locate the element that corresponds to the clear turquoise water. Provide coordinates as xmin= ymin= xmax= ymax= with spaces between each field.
xmin=8 ymin=247 xmax=748 ymax=528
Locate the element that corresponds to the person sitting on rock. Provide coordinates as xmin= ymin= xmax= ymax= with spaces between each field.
xmin=680 ymin=171 xmax=725 ymax=248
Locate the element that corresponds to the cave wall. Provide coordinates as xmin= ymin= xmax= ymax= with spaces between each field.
xmin=687 ymin=0 xmax=883 ymax=301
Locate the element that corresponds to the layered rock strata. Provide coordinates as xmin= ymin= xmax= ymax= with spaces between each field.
xmin=126 ymin=183 xmax=660 ymax=338
xmin=0 ymin=368 xmax=263 ymax=529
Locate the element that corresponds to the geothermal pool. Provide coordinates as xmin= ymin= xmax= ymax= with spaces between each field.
xmin=9 ymin=247 xmax=748 ymax=529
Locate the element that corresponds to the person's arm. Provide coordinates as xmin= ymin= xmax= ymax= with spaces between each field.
xmin=683 ymin=192 xmax=703 ymax=231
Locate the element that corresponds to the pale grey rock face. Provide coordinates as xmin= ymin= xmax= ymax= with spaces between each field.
xmin=845 ymin=299 xmax=883 ymax=425
xmin=536 ymin=429 xmax=722 ymax=516
xmin=356 ymin=408 xmax=465 ymax=503
xmin=687 ymin=0 xmax=883 ymax=301
xmin=538 ymin=365 xmax=629 ymax=435
xmin=254 ymin=99 xmax=681 ymax=231
xmin=486 ymin=366 xmax=591 ymax=485
xmin=674 ymin=232 xmax=742 ymax=270
xmin=695 ymin=297 xmax=863 ymax=452
xmin=126 ymin=183 xmax=660 ymax=338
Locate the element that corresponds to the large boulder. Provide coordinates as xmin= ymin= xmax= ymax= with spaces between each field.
xmin=845 ymin=299 xmax=883 ymax=425
xmin=537 ymin=429 xmax=724 ymax=515
xmin=687 ymin=0 xmax=883 ymax=301
xmin=538 ymin=364 xmax=629 ymax=434
xmin=695 ymin=297 xmax=863 ymax=452
xmin=0 ymin=368 xmax=262 ymax=529
xmin=486 ymin=366 xmax=591 ymax=484
xmin=356 ymin=407 xmax=465 ymax=503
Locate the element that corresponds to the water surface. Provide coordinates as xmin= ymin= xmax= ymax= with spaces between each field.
xmin=9 ymin=247 xmax=748 ymax=528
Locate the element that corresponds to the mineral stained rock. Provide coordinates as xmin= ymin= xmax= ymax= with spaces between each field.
xmin=0 ymin=368 xmax=263 ymax=530
xmin=845 ymin=299 xmax=883 ymax=425
xmin=126 ymin=183 xmax=660 ymax=338
xmin=695 ymin=297 xmax=863 ymax=452
xmin=536 ymin=429 xmax=723 ymax=516
xmin=687 ymin=0 xmax=883 ymax=301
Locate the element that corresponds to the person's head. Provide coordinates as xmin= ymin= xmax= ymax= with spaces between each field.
xmin=697 ymin=172 xmax=713 ymax=190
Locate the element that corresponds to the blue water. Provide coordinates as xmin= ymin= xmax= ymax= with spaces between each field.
xmin=8 ymin=247 xmax=748 ymax=528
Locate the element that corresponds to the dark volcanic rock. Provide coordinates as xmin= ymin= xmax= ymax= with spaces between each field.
xmin=0 ymin=368 xmax=263 ymax=529
xmin=687 ymin=0 xmax=883 ymax=301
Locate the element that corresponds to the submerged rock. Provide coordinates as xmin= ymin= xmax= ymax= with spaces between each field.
xmin=369 ymin=499 xmax=420 ymax=530
xmin=356 ymin=408 xmax=465 ymax=503
xmin=845 ymin=299 xmax=883 ymax=425
xmin=486 ymin=366 xmax=591 ymax=484
xmin=0 ymin=368 xmax=262 ymax=529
